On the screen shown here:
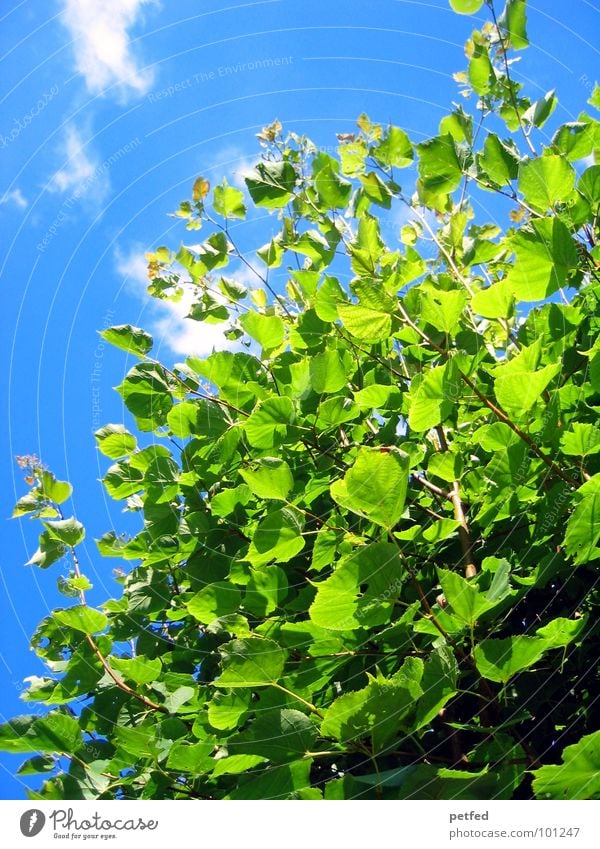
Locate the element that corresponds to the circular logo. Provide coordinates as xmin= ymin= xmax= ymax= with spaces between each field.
xmin=19 ymin=810 xmax=46 ymax=837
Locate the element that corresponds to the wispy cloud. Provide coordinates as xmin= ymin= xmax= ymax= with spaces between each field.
xmin=115 ymin=246 xmax=240 ymax=358
xmin=49 ymin=125 xmax=110 ymax=204
xmin=60 ymin=0 xmax=154 ymax=97
xmin=208 ymin=145 xmax=256 ymax=191
xmin=0 ymin=188 xmax=28 ymax=209
xmin=50 ymin=125 xmax=95 ymax=191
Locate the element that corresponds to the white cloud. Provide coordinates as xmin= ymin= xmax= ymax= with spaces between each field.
xmin=207 ymin=145 xmax=255 ymax=190
xmin=0 ymin=188 xmax=27 ymax=209
xmin=49 ymin=125 xmax=110 ymax=204
xmin=115 ymin=247 xmax=240 ymax=358
xmin=60 ymin=0 xmax=154 ymax=97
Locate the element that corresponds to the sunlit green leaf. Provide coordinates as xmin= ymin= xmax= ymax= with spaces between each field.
xmin=100 ymin=324 xmax=153 ymax=357
xmin=532 ymin=732 xmax=600 ymax=799
xmin=330 ymin=447 xmax=409 ymax=529
xmin=217 ymin=637 xmax=287 ymax=687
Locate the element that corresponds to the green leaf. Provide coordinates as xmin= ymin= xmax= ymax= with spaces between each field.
xmin=499 ymin=0 xmax=529 ymax=49
xmin=478 ymin=134 xmax=520 ymax=186
xmin=337 ymin=302 xmax=392 ymax=342
xmin=239 ymin=312 xmax=285 ymax=352
xmin=100 ymin=324 xmax=153 ymax=357
xmin=398 ymin=764 xmax=499 ymax=800
xmin=552 ymin=121 xmax=596 ymax=162
xmin=114 ymin=725 xmax=160 ymax=759
xmin=110 ymin=656 xmax=162 ymax=685
xmin=244 ymin=396 xmax=294 ymax=449
xmin=353 ymin=384 xmax=394 ymax=409
xmin=578 ymin=165 xmax=600 ymax=209
xmin=257 ymin=238 xmax=284 ymax=267
xmin=518 ymin=155 xmax=576 ymax=210
xmin=372 ymin=126 xmax=413 ymax=168
xmin=54 ymin=605 xmax=108 ymax=635
xmin=240 ymin=457 xmax=294 ymax=501
xmin=16 ymin=755 xmax=55 ymax=775
xmin=227 ymin=760 xmax=311 ymax=800
xmin=589 ymin=84 xmax=600 ymax=111
xmin=26 ymin=532 xmax=66 ymax=569
xmin=418 ymin=288 xmax=467 ymax=333
xmin=449 ymin=0 xmax=483 ymax=13
xmin=493 ymin=340 xmax=560 ymax=416
xmin=103 ymin=461 xmax=144 ymax=500
xmin=471 ymin=277 xmax=514 ymax=319
xmin=309 ymin=542 xmax=403 ymax=630
xmin=316 ymin=396 xmax=359 ymax=427
xmin=219 ymin=276 xmax=247 ymax=300
xmin=160 ymin=685 xmax=196 ymax=713
xmin=228 ymin=709 xmax=317 ymax=762
xmin=536 ymin=616 xmax=587 ymax=648
xmin=321 ymin=659 xmax=423 ymax=751
xmin=210 ymin=484 xmax=252 ymax=517
xmin=408 ymin=361 xmax=461 ymax=432
xmin=522 ymin=89 xmax=557 ymax=129
xmin=116 ymin=362 xmax=173 ymax=431
xmin=309 ymin=349 xmax=347 ymax=394
xmin=360 ymin=172 xmax=393 ymax=208
xmin=187 ymin=582 xmax=242 ymax=624
xmin=166 ymin=740 xmax=214 ymax=773
xmin=245 ymin=160 xmax=297 ymax=208
xmin=212 ymin=754 xmax=267 ymax=776
xmin=561 ymin=423 xmax=600 ymax=457
xmin=439 ymin=106 xmax=473 ymax=144
xmin=207 ymin=691 xmax=251 ymax=731
xmin=94 ymin=424 xmax=137 ymax=459
xmin=213 ymin=179 xmax=246 ymax=218
xmin=438 ymin=568 xmax=509 ymax=626
xmin=12 ymin=492 xmax=46 ymax=519
xmin=532 ymin=732 xmax=600 ymax=800
xmin=469 ymin=42 xmax=494 ymax=95
xmin=217 ymin=637 xmax=287 ymax=687
xmin=314 ymin=162 xmax=352 ymax=209
xmin=473 ymin=422 xmax=520 ymax=451
xmin=244 ymin=566 xmax=288 ymax=616
xmin=39 ymin=471 xmax=72 ymax=505
xmin=43 ymin=517 xmax=85 ymax=547
xmin=0 ymin=713 xmax=82 ymax=755
xmin=564 ymin=476 xmax=600 ymax=565
xmin=0 ymin=717 xmax=39 ymax=753
xmin=417 ymin=134 xmax=462 ymax=196
xmin=474 ymin=636 xmax=549 ymax=683
xmin=330 ymin=447 xmax=409 ymax=529
xmin=506 ymin=218 xmax=578 ymax=300
xmin=415 ymin=647 xmax=458 ymax=730
xmin=246 ymin=507 xmax=305 ymax=567
xmin=166 ymin=401 xmax=201 ymax=438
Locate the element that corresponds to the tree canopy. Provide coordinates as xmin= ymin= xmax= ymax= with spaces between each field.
xmin=4 ymin=0 xmax=600 ymax=800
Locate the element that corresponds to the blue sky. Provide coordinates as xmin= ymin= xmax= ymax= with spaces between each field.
xmin=0 ymin=0 xmax=598 ymax=799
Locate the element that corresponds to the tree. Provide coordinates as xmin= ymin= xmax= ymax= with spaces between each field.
xmin=3 ymin=0 xmax=599 ymax=800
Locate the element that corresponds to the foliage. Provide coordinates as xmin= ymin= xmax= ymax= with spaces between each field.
xmin=6 ymin=0 xmax=600 ymax=800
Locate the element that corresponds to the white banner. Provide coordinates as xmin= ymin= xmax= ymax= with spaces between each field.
xmin=0 ymin=800 xmax=598 ymax=848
